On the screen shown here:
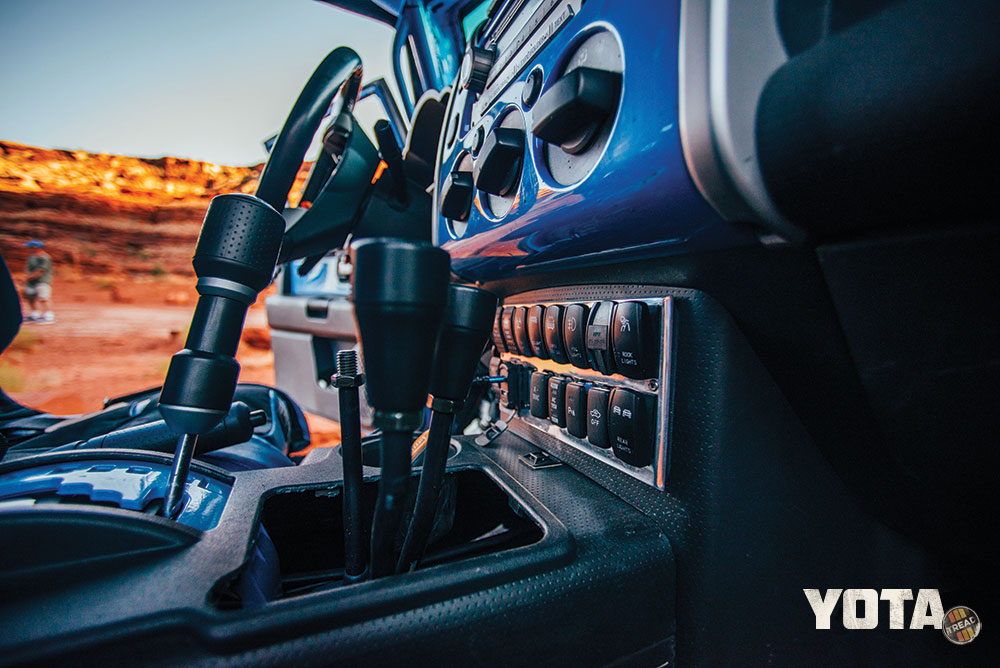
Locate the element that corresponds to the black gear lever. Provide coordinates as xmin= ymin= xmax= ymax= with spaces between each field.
xmin=158 ymin=194 xmax=284 ymax=517
xmin=350 ymin=238 xmax=450 ymax=578
xmin=396 ymin=284 xmax=497 ymax=573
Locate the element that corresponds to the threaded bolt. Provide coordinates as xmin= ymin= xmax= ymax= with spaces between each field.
xmin=336 ymin=349 xmax=359 ymax=377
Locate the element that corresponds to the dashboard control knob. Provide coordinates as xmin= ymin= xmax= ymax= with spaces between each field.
xmin=531 ymin=67 xmax=622 ymax=154
xmin=473 ymin=127 xmax=524 ymax=196
xmin=460 ymin=45 xmax=496 ymax=94
xmin=439 ymin=168 xmax=475 ymax=221
xmin=522 ymin=69 xmax=543 ymax=108
xmin=526 ymin=305 xmax=549 ymax=359
xmin=470 ymin=125 xmax=486 ymax=155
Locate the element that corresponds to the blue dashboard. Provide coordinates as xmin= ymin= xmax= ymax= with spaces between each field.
xmin=433 ymin=0 xmax=757 ymax=281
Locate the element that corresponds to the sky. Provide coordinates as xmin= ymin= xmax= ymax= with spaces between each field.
xmin=0 ymin=0 xmax=399 ymax=166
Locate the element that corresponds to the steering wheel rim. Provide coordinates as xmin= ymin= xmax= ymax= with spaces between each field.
xmin=254 ymin=47 xmax=363 ymax=212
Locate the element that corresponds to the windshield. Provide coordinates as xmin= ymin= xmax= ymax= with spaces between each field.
xmin=462 ymin=0 xmax=492 ymax=40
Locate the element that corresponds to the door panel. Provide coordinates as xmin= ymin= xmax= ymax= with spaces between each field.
xmin=266 ymin=259 xmax=372 ymax=427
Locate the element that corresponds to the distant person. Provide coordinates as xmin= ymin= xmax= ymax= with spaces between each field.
xmin=22 ymin=240 xmax=54 ymax=324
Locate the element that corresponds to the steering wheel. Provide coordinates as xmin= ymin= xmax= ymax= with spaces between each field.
xmin=254 ymin=47 xmax=363 ymax=216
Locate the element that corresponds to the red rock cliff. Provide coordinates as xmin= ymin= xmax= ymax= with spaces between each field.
xmin=0 ymin=140 xmax=310 ymax=276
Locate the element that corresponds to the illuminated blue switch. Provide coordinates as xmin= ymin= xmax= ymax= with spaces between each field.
xmin=608 ymin=388 xmax=653 ymax=467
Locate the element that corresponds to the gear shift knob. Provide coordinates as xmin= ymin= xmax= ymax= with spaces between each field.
xmin=397 ymin=284 xmax=497 ymax=573
xmin=350 ymin=237 xmax=449 ymax=578
xmin=350 ymin=237 xmax=451 ymax=430
xmin=159 ymin=193 xmax=284 ymax=435
xmin=157 ymin=193 xmax=283 ymax=518
xmin=428 ymin=285 xmax=499 ymax=403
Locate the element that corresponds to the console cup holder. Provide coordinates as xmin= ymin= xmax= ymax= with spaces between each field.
xmin=218 ymin=469 xmax=543 ymax=607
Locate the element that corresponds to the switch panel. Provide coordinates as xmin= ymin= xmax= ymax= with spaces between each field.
xmin=492 ymin=293 xmax=673 ymax=490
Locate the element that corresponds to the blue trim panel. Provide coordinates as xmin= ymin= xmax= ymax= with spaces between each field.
xmin=436 ymin=0 xmax=757 ymax=281
xmin=0 ymin=458 xmax=232 ymax=531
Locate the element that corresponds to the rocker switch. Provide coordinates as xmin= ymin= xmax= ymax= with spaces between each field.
xmin=530 ymin=371 xmax=552 ymax=418
xmin=565 ymin=381 xmax=591 ymax=438
xmin=439 ymin=168 xmax=475 ymax=221
xmin=543 ymin=304 xmax=568 ymax=363
xmin=609 ymin=388 xmax=653 ymax=468
xmin=563 ymin=303 xmax=590 ymax=368
xmin=501 ymin=307 xmax=517 ymax=353
xmin=612 ymin=301 xmax=650 ymax=378
xmin=548 ymin=376 xmax=568 ymax=427
xmin=586 ymin=386 xmax=611 ymax=449
xmin=512 ymin=307 xmax=532 ymax=357
xmin=527 ymin=305 xmax=549 ymax=359
xmin=585 ymin=301 xmax=614 ymax=374
xmin=492 ymin=308 xmax=506 ymax=352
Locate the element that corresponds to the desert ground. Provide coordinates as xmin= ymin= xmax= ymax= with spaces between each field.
xmin=1 ymin=140 xmax=338 ymax=452
xmin=2 ymin=273 xmax=340 ymax=452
